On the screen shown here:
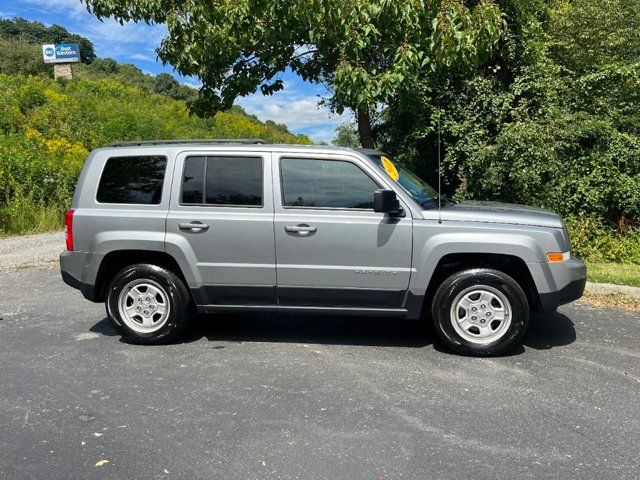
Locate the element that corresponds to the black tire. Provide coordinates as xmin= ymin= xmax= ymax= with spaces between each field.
xmin=431 ymin=268 xmax=529 ymax=356
xmin=105 ymin=264 xmax=193 ymax=345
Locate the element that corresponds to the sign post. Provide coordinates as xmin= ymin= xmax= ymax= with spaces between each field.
xmin=42 ymin=43 xmax=81 ymax=79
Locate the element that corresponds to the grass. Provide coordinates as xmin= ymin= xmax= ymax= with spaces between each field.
xmin=0 ymin=202 xmax=65 ymax=237
xmin=586 ymin=262 xmax=640 ymax=287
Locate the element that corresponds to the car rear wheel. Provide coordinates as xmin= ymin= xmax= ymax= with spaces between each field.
xmin=431 ymin=268 xmax=529 ymax=356
xmin=106 ymin=264 xmax=192 ymax=344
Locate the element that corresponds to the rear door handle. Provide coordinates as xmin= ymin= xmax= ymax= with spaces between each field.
xmin=179 ymin=221 xmax=209 ymax=232
xmin=284 ymin=224 xmax=317 ymax=234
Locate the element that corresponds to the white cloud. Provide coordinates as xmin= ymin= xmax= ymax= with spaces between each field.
xmin=180 ymin=79 xmax=202 ymax=89
xmin=236 ymin=84 xmax=352 ymax=143
xmin=128 ymin=52 xmax=157 ymax=62
xmin=17 ymin=0 xmax=86 ymax=18
xmin=298 ymin=125 xmax=346 ymax=144
xmin=75 ymin=19 xmax=166 ymax=61
xmin=82 ymin=19 xmax=166 ymax=46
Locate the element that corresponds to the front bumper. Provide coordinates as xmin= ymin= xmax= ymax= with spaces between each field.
xmin=536 ymin=257 xmax=587 ymax=312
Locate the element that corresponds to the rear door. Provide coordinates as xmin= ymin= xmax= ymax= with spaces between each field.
xmin=166 ymin=150 xmax=276 ymax=306
xmin=272 ymin=152 xmax=413 ymax=310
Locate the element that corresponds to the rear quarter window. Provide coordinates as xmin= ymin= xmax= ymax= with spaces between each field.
xmin=96 ymin=156 xmax=167 ymax=205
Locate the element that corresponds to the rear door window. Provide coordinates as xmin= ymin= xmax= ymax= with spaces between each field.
xmin=97 ymin=156 xmax=167 ymax=204
xmin=181 ymin=156 xmax=263 ymax=207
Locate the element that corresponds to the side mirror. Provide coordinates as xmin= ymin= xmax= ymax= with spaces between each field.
xmin=373 ymin=189 xmax=404 ymax=216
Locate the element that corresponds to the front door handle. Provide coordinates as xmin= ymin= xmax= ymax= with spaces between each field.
xmin=179 ymin=221 xmax=209 ymax=232
xmin=284 ymin=224 xmax=317 ymax=234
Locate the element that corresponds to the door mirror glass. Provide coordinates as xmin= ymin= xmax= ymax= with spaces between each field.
xmin=373 ymin=189 xmax=403 ymax=216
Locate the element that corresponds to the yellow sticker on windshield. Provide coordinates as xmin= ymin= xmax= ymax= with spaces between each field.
xmin=381 ymin=155 xmax=399 ymax=181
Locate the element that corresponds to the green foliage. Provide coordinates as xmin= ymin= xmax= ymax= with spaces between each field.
xmin=381 ymin=0 xmax=640 ymax=263
xmin=82 ymin=0 xmax=504 ymax=127
xmin=0 ymin=189 xmax=67 ymax=236
xmin=153 ymin=73 xmax=194 ymax=101
xmin=74 ymin=61 xmax=199 ymax=103
xmin=332 ymin=121 xmax=361 ymax=148
xmin=0 ymin=73 xmax=311 ymax=235
xmin=547 ymin=0 xmax=640 ymax=74
xmin=0 ymin=17 xmax=96 ymax=63
xmin=0 ymin=37 xmax=50 ymax=76
xmin=565 ymin=214 xmax=640 ymax=264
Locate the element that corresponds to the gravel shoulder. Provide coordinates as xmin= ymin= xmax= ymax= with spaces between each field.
xmin=0 ymin=231 xmax=64 ymax=271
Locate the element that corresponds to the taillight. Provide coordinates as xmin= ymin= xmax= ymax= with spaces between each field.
xmin=64 ymin=209 xmax=74 ymax=251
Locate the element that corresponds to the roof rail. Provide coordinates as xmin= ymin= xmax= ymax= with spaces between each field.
xmin=107 ymin=138 xmax=267 ymax=147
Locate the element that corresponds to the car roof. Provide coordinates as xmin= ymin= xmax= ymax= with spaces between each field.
xmin=355 ymin=148 xmax=384 ymax=156
xmin=94 ymin=140 xmax=364 ymax=157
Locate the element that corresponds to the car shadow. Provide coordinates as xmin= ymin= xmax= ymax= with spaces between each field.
xmin=90 ymin=313 xmax=434 ymax=348
xmin=90 ymin=318 xmax=119 ymax=337
xmin=523 ymin=311 xmax=577 ymax=350
xmin=185 ymin=312 xmax=435 ymax=348
xmin=89 ymin=309 xmax=575 ymax=352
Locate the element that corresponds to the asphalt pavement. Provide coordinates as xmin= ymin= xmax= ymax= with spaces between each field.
xmin=0 ymin=266 xmax=638 ymax=480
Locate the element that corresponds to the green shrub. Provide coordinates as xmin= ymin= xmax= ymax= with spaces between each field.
xmin=0 ymin=188 xmax=67 ymax=236
xmin=0 ymin=73 xmax=312 ymax=235
xmin=381 ymin=0 xmax=640 ymax=263
xmin=0 ymin=37 xmax=50 ymax=76
xmin=565 ymin=214 xmax=640 ymax=264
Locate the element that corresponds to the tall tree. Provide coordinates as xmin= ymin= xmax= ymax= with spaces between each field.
xmin=82 ymin=0 xmax=504 ymax=147
xmin=332 ymin=121 xmax=360 ymax=148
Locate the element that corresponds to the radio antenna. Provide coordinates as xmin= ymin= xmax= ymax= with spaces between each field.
xmin=437 ymin=110 xmax=442 ymax=224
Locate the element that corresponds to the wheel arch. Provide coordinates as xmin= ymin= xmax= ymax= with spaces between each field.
xmin=93 ymin=250 xmax=190 ymax=303
xmin=422 ymin=253 xmax=542 ymax=315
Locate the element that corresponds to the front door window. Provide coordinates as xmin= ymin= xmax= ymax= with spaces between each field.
xmin=280 ymin=157 xmax=380 ymax=209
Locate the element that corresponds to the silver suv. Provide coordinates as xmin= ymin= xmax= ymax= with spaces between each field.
xmin=60 ymin=139 xmax=586 ymax=355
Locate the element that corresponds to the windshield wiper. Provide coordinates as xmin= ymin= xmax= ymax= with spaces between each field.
xmin=420 ymin=194 xmax=457 ymax=208
xmin=439 ymin=194 xmax=458 ymax=205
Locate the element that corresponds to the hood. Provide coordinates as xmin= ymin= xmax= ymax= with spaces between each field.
xmin=435 ymin=200 xmax=564 ymax=229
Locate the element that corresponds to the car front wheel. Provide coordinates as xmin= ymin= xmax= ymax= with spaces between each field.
xmin=106 ymin=264 xmax=192 ymax=344
xmin=431 ymin=268 xmax=529 ymax=356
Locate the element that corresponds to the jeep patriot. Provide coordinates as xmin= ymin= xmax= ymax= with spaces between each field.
xmin=60 ymin=139 xmax=586 ymax=355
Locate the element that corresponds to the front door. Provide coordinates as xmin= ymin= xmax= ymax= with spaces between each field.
xmin=272 ymin=153 xmax=413 ymax=310
xmin=166 ymin=150 xmax=276 ymax=306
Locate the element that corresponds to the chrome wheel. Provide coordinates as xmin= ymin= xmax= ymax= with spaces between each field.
xmin=117 ymin=279 xmax=170 ymax=333
xmin=449 ymin=285 xmax=512 ymax=345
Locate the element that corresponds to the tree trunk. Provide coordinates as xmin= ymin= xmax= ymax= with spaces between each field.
xmin=357 ymin=106 xmax=375 ymax=149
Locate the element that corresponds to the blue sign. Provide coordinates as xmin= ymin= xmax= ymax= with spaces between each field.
xmin=42 ymin=43 xmax=81 ymax=64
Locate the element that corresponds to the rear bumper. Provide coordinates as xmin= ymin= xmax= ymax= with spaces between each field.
xmin=59 ymin=250 xmax=101 ymax=302
xmin=536 ymin=257 xmax=587 ymax=312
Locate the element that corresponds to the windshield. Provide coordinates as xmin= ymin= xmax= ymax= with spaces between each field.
xmin=368 ymin=153 xmax=438 ymax=207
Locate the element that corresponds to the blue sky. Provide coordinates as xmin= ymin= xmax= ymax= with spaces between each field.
xmin=1 ymin=0 xmax=351 ymax=142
